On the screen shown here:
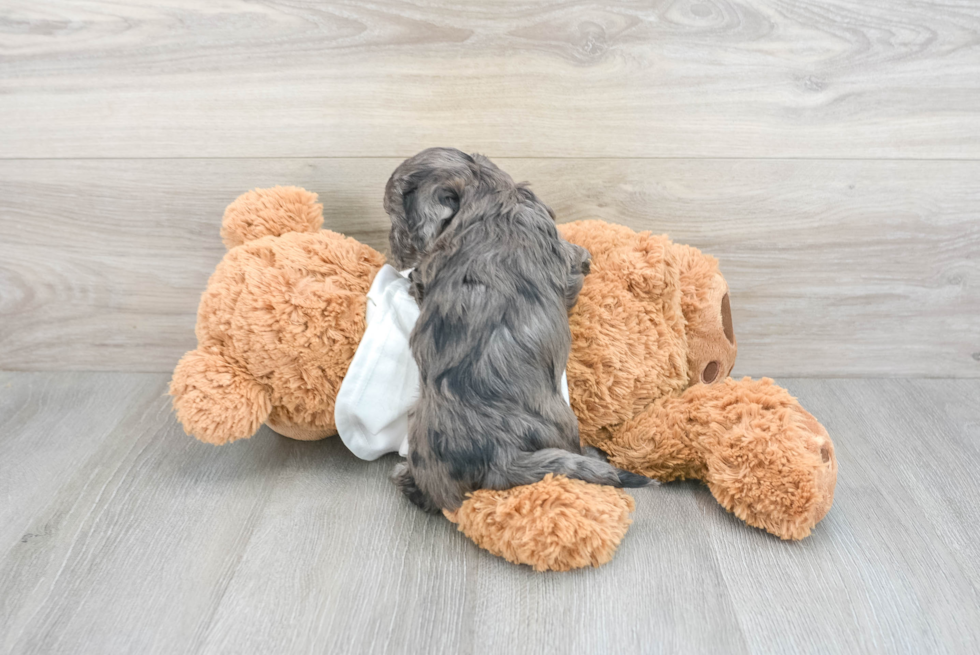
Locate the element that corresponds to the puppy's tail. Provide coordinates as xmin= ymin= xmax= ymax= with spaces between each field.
xmin=493 ymin=448 xmax=652 ymax=490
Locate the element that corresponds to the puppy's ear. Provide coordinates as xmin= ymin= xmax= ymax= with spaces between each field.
xmin=517 ymin=183 xmax=556 ymax=221
xmin=403 ymin=182 xmax=460 ymax=234
xmin=384 ymin=148 xmax=474 ymax=268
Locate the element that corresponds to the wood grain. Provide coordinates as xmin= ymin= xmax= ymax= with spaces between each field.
xmin=710 ymin=378 xmax=980 ymax=653
xmin=0 ymin=372 xmax=164 ymax=550
xmin=0 ymin=372 xmax=291 ymax=654
xmin=2 ymin=373 xmax=979 ymax=653
xmin=1 ymin=1 xmax=979 ymax=159
xmin=1 ymin=158 xmax=977 ymax=376
xmin=3 ymin=1 xmax=978 ymax=652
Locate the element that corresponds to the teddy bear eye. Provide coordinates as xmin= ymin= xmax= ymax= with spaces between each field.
xmin=701 ymin=360 xmax=720 ymax=384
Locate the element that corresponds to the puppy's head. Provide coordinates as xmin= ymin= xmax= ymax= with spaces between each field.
xmin=383 ymin=147 xmax=516 ymax=269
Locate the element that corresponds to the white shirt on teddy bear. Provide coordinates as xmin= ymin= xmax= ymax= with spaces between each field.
xmin=334 ymin=264 xmax=570 ymax=461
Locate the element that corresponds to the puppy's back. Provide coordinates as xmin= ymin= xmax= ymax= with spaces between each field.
xmin=386 ymin=149 xmax=650 ymax=511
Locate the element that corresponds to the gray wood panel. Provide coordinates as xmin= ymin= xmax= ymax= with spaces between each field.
xmin=0 ymin=372 xmax=290 ymax=654
xmin=0 ymin=372 xmax=164 ymax=551
xmin=3 ymin=1 xmax=978 ymax=652
xmin=1 ymin=1 xmax=979 ymax=159
xmin=2 ymin=373 xmax=979 ymax=654
xmin=709 ymin=378 xmax=980 ymax=653
xmin=1 ymin=158 xmax=977 ymax=376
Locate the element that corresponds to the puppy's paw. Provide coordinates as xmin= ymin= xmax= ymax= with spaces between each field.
xmin=562 ymin=242 xmax=591 ymax=310
xmin=391 ymin=462 xmax=440 ymax=513
xmin=567 ymin=243 xmax=592 ymax=275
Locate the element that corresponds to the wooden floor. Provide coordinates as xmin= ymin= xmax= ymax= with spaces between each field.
xmin=1 ymin=373 xmax=978 ymax=654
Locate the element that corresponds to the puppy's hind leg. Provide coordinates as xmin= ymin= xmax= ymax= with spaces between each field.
xmin=490 ymin=448 xmax=652 ymax=489
xmin=391 ymin=463 xmax=441 ymax=514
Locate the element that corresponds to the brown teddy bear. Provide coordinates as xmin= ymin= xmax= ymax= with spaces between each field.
xmin=171 ymin=187 xmax=837 ymax=571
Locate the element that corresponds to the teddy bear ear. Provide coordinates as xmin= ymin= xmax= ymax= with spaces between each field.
xmin=220 ymin=186 xmax=323 ymax=249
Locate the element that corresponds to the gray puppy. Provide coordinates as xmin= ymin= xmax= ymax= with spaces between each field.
xmin=383 ymin=148 xmax=649 ymax=513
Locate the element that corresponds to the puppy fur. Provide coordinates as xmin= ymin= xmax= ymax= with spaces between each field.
xmin=384 ymin=148 xmax=649 ymax=513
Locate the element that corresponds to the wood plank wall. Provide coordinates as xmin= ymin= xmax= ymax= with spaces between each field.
xmin=1 ymin=1 xmax=978 ymax=376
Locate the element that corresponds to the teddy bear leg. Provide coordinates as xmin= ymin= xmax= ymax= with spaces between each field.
xmin=598 ymin=378 xmax=836 ymax=540
xmin=170 ymin=348 xmax=272 ymax=445
xmin=699 ymin=380 xmax=837 ymax=540
xmin=443 ymin=475 xmax=636 ymax=572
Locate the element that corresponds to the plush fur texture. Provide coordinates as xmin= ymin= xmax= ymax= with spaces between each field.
xmin=383 ymin=149 xmax=648 ymax=513
xmin=171 ymin=186 xmax=837 ymax=570
xmin=220 ymin=186 xmax=324 ymax=249
xmin=556 ymin=221 xmax=834 ymax=539
xmin=171 ymin=188 xmax=385 ymax=445
xmin=444 ymin=474 xmax=636 ymax=572
xmin=604 ymin=378 xmax=836 ymax=540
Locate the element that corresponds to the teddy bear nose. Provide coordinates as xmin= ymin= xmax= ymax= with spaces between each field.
xmin=701 ymin=361 xmax=720 ymax=384
xmin=820 ymin=442 xmax=831 ymax=463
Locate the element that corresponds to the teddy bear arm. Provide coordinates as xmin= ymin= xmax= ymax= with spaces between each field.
xmin=600 ymin=378 xmax=837 ymax=540
xmin=699 ymin=378 xmax=837 ymax=540
xmin=593 ymin=399 xmax=708 ymax=483
xmin=170 ymin=347 xmax=272 ymax=445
